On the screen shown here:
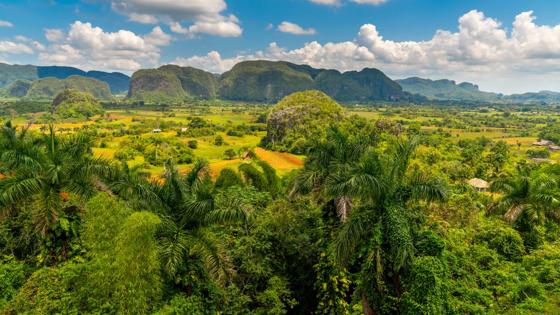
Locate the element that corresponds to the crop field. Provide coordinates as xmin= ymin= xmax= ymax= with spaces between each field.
xmin=9 ymin=104 xmax=560 ymax=179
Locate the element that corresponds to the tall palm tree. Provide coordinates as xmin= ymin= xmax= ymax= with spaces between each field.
xmin=291 ymin=126 xmax=371 ymax=222
xmin=295 ymin=135 xmax=448 ymax=314
xmin=0 ymin=123 xmax=112 ymax=262
xmin=491 ymin=173 xmax=559 ymax=224
xmin=119 ymin=159 xmax=250 ymax=285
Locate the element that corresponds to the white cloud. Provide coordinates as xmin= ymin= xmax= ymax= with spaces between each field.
xmin=0 ymin=20 xmax=13 ymax=27
xmin=0 ymin=41 xmax=34 ymax=54
xmin=169 ymin=10 xmax=560 ymax=93
xmin=39 ymin=21 xmax=171 ymax=72
xmin=169 ymin=15 xmax=242 ymax=38
xmin=110 ymin=0 xmax=242 ymax=37
xmin=309 ymin=0 xmax=340 ymax=5
xmin=144 ymin=26 xmax=173 ymax=46
xmin=278 ymin=22 xmax=316 ymax=35
xmin=45 ymin=29 xmax=65 ymax=42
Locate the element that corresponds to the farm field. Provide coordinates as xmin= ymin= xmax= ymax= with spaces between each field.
xmin=7 ymin=104 xmax=560 ymax=180
xmin=11 ymin=106 xmax=304 ymax=178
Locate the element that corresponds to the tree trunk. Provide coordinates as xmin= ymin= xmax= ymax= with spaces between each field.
xmin=361 ymin=292 xmax=375 ymax=315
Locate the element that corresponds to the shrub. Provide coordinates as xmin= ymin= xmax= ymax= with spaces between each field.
xmin=187 ymin=140 xmax=198 ymax=149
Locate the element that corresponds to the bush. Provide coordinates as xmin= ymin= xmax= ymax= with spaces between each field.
xmin=224 ymin=149 xmax=237 ymax=160
xmin=187 ymin=140 xmax=198 ymax=149
xmin=476 ymin=224 xmax=525 ymax=261
xmin=214 ymin=135 xmax=224 ymax=146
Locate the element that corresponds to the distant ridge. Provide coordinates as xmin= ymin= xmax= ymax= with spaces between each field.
xmin=397 ymin=77 xmax=560 ymax=104
xmin=396 ymin=77 xmax=499 ymax=101
xmin=0 ymin=63 xmax=130 ymax=94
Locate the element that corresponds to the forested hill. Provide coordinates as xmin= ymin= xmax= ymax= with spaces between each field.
xmin=397 ymin=77 xmax=500 ymax=101
xmin=128 ymin=60 xmax=409 ymax=103
xmin=398 ymin=76 xmax=560 ymax=104
xmin=0 ymin=63 xmax=129 ymax=94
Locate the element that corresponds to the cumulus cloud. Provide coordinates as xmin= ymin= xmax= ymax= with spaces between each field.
xmin=110 ymin=0 xmax=242 ymax=37
xmin=170 ymin=10 xmax=560 ymax=93
xmin=39 ymin=21 xmax=171 ymax=72
xmin=278 ymin=22 xmax=317 ymax=35
xmin=0 ymin=20 xmax=13 ymax=27
xmin=0 ymin=41 xmax=34 ymax=54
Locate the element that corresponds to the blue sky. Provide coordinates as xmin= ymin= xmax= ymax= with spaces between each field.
xmin=1 ymin=0 xmax=560 ymax=93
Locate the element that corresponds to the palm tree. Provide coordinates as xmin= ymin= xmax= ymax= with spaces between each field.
xmin=0 ymin=123 xmax=112 ymax=262
xmin=491 ymin=173 xmax=559 ymax=225
xmin=120 ymin=159 xmax=250 ymax=285
xmin=296 ymin=135 xmax=448 ymax=314
xmin=291 ymin=126 xmax=371 ymax=222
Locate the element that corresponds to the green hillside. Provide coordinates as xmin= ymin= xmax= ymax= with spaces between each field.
xmin=7 ymin=80 xmax=32 ymax=97
xmin=219 ymin=61 xmax=316 ymax=102
xmin=25 ymin=76 xmax=112 ymax=100
xmin=52 ymin=89 xmax=104 ymax=118
xmin=128 ymin=69 xmax=185 ymax=102
xmin=0 ymin=63 xmax=37 ymax=88
xmin=397 ymin=77 xmax=499 ymax=101
xmin=263 ymin=90 xmax=345 ymax=153
xmin=158 ymin=65 xmax=219 ymax=99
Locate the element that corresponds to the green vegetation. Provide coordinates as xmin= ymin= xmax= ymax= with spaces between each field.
xmin=128 ymin=69 xmax=186 ymax=102
xmin=6 ymin=80 xmax=32 ymax=98
xmin=397 ymin=77 xmax=498 ymax=101
xmin=263 ymin=90 xmax=344 ymax=153
xmin=1 ymin=90 xmax=560 ymax=314
xmin=0 ymin=63 xmax=129 ymax=94
xmin=52 ymin=89 xmax=104 ymax=118
xmin=398 ymin=77 xmax=560 ymax=104
xmin=159 ymin=65 xmax=219 ymax=99
xmin=25 ymin=75 xmax=112 ymax=100
xmin=0 ymin=63 xmax=37 ymax=88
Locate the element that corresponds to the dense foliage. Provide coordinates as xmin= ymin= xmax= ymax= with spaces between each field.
xmin=52 ymin=89 xmax=104 ymax=119
xmin=1 ymin=92 xmax=560 ymax=314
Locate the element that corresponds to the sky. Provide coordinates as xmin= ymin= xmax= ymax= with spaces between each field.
xmin=1 ymin=0 xmax=560 ymax=94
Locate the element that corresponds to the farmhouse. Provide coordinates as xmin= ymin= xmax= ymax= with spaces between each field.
xmin=152 ymin=128 xmax=162 ymax=133
xmin=467 ymin=178 xmax=489 ymax=192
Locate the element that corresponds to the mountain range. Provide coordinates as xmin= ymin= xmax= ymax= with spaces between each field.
xmin=397 ymin=77 xmax=560 ymax=104
xmin=0 ymin=61 xmax=559 ymax=104
xmin=128 ymin=60 xmax=409 ymax=103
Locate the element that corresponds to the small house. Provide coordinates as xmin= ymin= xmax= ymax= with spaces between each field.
xmin=467 ymin=178 xmax=489 ymax=192
xmin=181 ymin=127 xmax=188 ymax=133
xmin=152 ymin=128 xmax=162 ymax=133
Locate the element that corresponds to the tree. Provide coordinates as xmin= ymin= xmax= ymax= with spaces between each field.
xmin=119 ymin=159 xmax=250 ymax=286
xmin=291 ymin=126 xmax=371 ymax=222
xmin=489 ymin=140 xmax=510 ymax=174
xmin=332 ymin=137 xmax=448 ymax=313
xmin=293 ymin=133 xmax=448 ymax=314
xmin=491 ymin=173 xmax=559 ymax=225
xmin=0 ymin=123 xmax=111 ymax=263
